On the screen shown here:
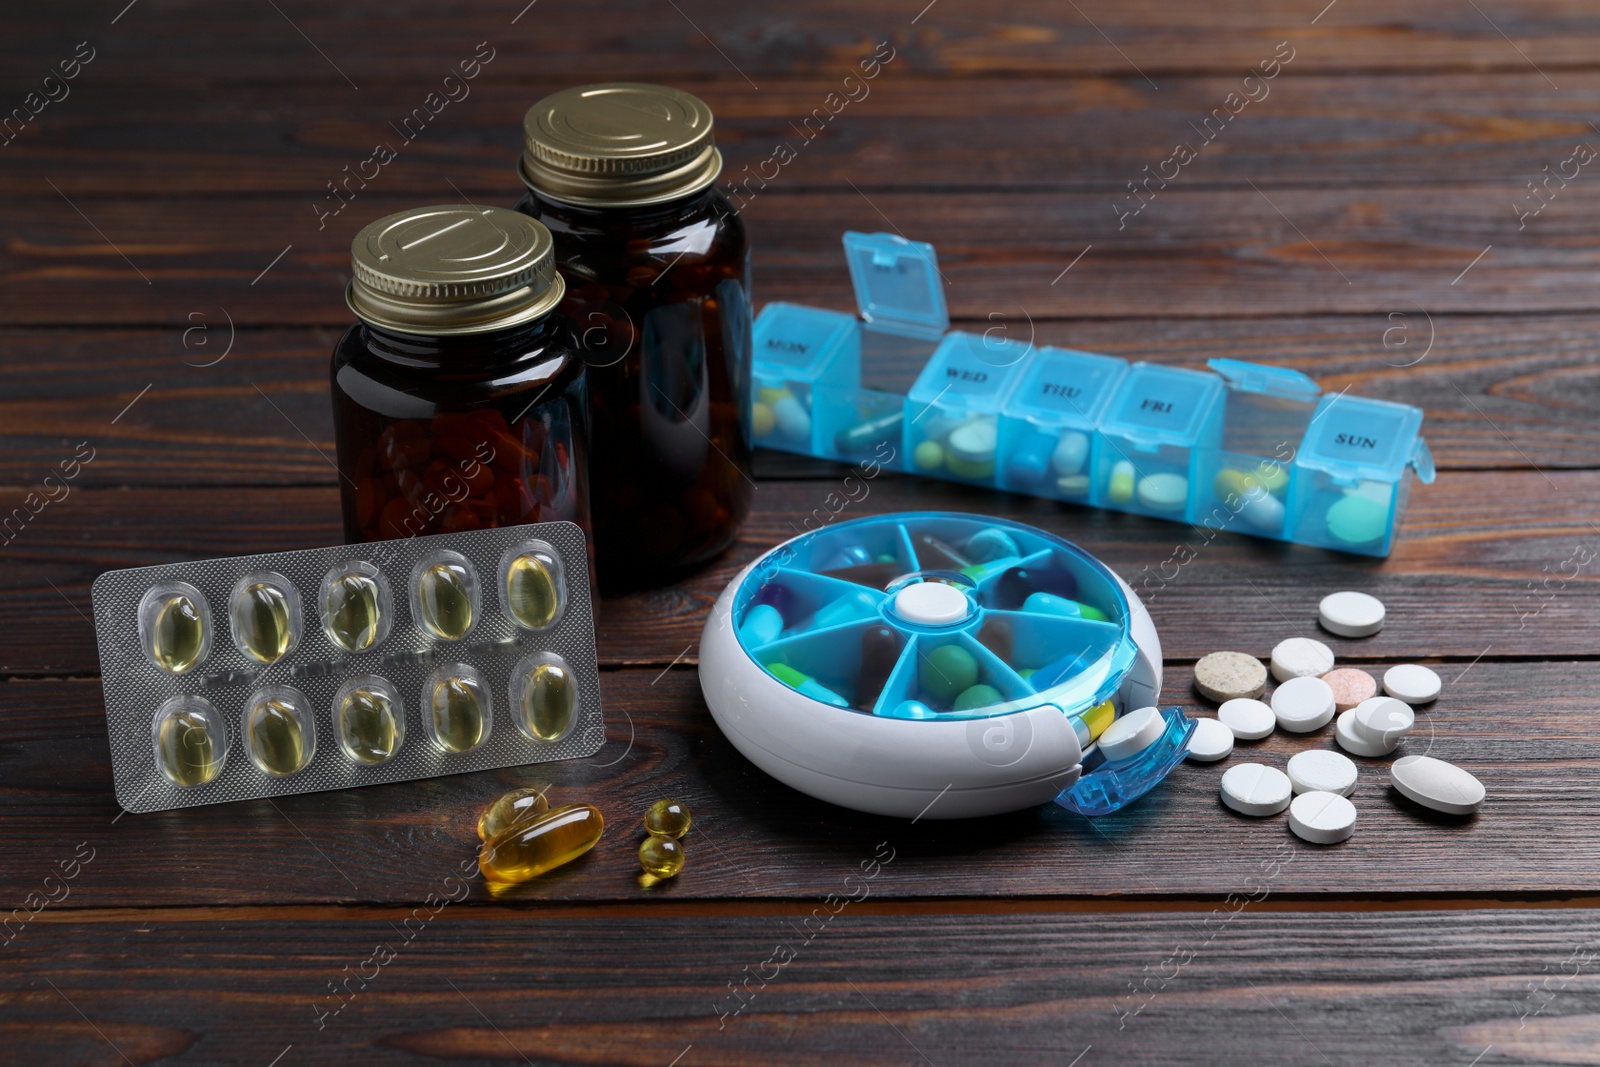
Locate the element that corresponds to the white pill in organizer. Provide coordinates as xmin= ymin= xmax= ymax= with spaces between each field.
xmin=1288 ymin=790 xmax=1358 ymax=844
xmin=1218 ymin=697 xmax=1276 ymax=741
xmin=1099 ymin=706 xmax=1165 ymax=763
xmin=1185 ymin=717 xmax=1234 ymax=763
xmin=1318 ymin=591 xmax=1386 ymax=638
xmin=1390 ymin=755 xmax=1485 ymax=815
xmin=1384 ymin=663 xmax=1442 ymax=705
xmin=1271 ymin=675 xmax=1336 ymax=733
xmin=1220 ymin=763 xmax=1293 ymax=817
xmin=1286 ymin=749 xmax=1358 ymax=796
xmin=1271 ymin=637 xmax=1335 ymax=682
xmin=1136 ymin=472 xmax=1189 ymax=513
xmin=1353 ymin=696 xmax=1415 ymax=746
xmin=1335 ymin=710 xmax=1398 ymax=757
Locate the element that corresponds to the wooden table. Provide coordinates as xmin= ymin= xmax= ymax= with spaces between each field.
xmin=5 ymin=1 xmax=1599 ymax=1063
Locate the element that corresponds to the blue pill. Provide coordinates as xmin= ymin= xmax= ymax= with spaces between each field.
xmin=812 ymin=588 xmax=880 ymax=629
xmin=1005 ymin=434 xmax=1052 ymax=487
xmin=1023 ymin=592 xmax=1088 ymax=618
xmin=738 ymin=603 xmax=783 ymax=646
xmin=881 ymin=700 xmax=938 ymax=720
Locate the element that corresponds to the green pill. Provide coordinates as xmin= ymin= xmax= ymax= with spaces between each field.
xmin=919 ymin=644 xmax=979 ymax=704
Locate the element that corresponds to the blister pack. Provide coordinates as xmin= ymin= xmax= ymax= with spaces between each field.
xmin=90 ymin=520 xmax=602 ymax=813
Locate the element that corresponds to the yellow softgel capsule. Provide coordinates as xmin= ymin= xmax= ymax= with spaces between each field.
xmin=520 ymin=662 xmax=575 ymax=742
xmin=430 ymin=675 xmax=485 ymax=753
xmin=479 ymin=803 xmax=604 ymax=884
xmin=236 ymin=582 xmax=293 ymax=663
xmin=156 ymin=705 xmax=223 ymax=786
xmin=505 ymin=554 xmax=559 ymax=630
xmin=643 ymin=798 xmax=691 ymax=839
xmin=417 ymin=562 xmax=474 ymax=640
xmin=477 ymin=787 xmax=550 ymax=841
xmin=247 ymin=698 xmax=310 ymax=776
xmin=326 ymin=572 xmax=382 ymax=651
xmin=338 ymin=687 xmax=400 ymax=765
xmin=1082 ymin=699 xmax=1115 ymax=742
xmin=638 ymin=836 xmax=684 ymax=880
xmin=151 ymin=594 xmax=205 ymax=673
xmin=1108 ymin=461 xmax=1136 ymax=505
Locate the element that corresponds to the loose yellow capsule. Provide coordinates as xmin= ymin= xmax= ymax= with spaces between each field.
xmin=416 ymin=562 xmax=474 ymax=640
xmin=519 ymin=662 xmax=575 ymax=742
xmin=505 ymin=553 xmax=560 ymax=630
xmin=638 ymin=836 xmax=684 ymax=880
xmin=477 ymin=787 xmax=550 ymax=841
xmin=155 ymin=705 xmax=223 ymax=786
xmin=326 ymin=572 xmax=382 ymax=651
xmin=236 ymin=582 xmax=293 ymax=663
xmin=643 ymin=798 xmax=691 ymax=839
xmin=247 ymin=698 xmax=310 ymax=776
xmin=479 ymin=803 xmax=604 ymax=883
xmin=338 ymin=687 xmax=401 ymax=765
xmin=431 ymin=675 xmax=486 ymax=753
xmin=151 ymin=594 xmax=206 ymax=673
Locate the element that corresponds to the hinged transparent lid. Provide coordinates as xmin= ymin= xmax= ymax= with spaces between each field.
xmin=1207 ymin=358 xmax=1321 ymax=400
xmin=842 ymin=231 xmax=949 ymax=341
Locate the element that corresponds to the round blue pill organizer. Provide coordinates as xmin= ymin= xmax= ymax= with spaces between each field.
xmin=699 ymin=512 xmax=1193 ymax=819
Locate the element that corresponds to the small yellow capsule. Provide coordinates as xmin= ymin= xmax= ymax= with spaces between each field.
xmin=519 ymin=662 xmax=575 ymax=742
xmin=431 ymin=675 xmax=485 ymax=753
xmin=417 ymin=562 xmax=474 ymax=640
xmin=505 ymin=553 xmax=560 ymax=630
xmin=326 ymin=572 xmax=382 ymax=651
xmin=236 ymin=582 xmax=293 ymax=663
xmin=479 ymin=803 xmax=604 ymax=883
xmin=156 ymin=705 xmax=223 ymax=786
xmin=643 ymin=798 xmax=691 ymax=839
xmin=247 ymin=698 xmax=310 ymax=776
xmin=151 ymin=594 xmax=206 ymax=673
xmin=638 ymin=836 xmax=684 ymax=880
xmin=477 ymin=787 xmax=550 ymax=841
xmin=338 ymin=687 xmax=400 ymax=765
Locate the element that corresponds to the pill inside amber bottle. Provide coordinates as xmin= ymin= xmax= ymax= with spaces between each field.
xmin=476 ymin=786 xmax=550 ymax=841
xmin=479 ymin=803 xmax=604 ymax=884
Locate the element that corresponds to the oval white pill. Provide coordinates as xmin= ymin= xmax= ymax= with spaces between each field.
xmin=1136 ymin=472 xmax=1188 ymax=513
xmin=1051 ymin=430 xmax=1089 ymax=476
xmin=1390 ymin=755 xmax=1485 ymax=815
xmin=1288 ymin=790 xmax=1357 ymax=844
xmin=1099 ymin=706 xmax=1165 ymax=763
xmin=1318 ymin=591 xmax=1386 ymax=638
xmin=1218 ymin=697 xmax=1276 ymax=741
xmin=1353 ymin=696 xmax=1415 ymax=746
xmin=1185 ymin=717 xmax=1234 ymax=763
xmin=1220 ymin=763 xmax=1293 ymax=817
xmin=1286 ymin=749 xmax=1358 ymax=796
xmin=1335 ymin=709 xmax=1397 ymax=758
xmin=1271 ymin=637 xmax=1335 ymax=682
xmin=1271 ymin=675 xmax=1336 ymax=733
xmin=1383 ymin=664 xmax=1441 ymax=704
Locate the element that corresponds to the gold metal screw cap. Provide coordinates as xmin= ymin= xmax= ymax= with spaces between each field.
xmin=346 ymin=205 xmax=565 ymax=336
xmin=520 ymin=83 xmax=723 ymax=207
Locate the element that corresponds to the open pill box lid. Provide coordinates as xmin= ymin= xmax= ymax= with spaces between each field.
xmin=842 ymin=231 xmax=948 ymax=340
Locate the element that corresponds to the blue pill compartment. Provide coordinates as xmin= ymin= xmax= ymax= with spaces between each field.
xmin=1192 ymin=359 xmax=1320 ymax=541
xmin=750 ymin=302 xmax=858 ymax=454
xmin=904 ymin=332 xmax=1031 ymax=487
xmin=998 ymin=347 xmax=1128 ymax=501
xmin=1093 ymin=363 xmax=1224 ymax=520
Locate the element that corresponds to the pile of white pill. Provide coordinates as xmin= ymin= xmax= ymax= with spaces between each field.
xmin=1180 ymin=590 xmax=1485 ymax=845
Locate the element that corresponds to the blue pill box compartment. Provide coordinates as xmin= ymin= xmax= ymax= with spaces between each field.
xmin=904 ymin=332 xmax=1031 ymax=487
xmin=751 ymin=302 xmax=859 ymax=454
xmin=998 ymin=348 xmax=1127 ymax=501
xmin=1092 ymin=363 xmax=1224 ymax=522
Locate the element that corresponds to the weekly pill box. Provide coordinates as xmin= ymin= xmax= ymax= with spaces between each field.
xmin=90 ymin=520 xmax=603 ymax=813
xmin=751 ymin=232 xmax=1435 ymax=556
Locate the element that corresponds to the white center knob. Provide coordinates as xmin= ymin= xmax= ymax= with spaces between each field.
xmin=892 ymin=581 xmax=971 ymax=626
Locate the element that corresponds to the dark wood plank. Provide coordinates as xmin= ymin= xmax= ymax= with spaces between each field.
xmin=5 ymin=908 xmax=1599 ymax=1065
xmin=2 ymin=657 xmax=1593 ymax=905
xmin=10 ymin=73 xmax=1600 ymax=196
xmin=4 ymin=470 xmax=1595 ymax=674
xmin=7 ymin=184 xmax=1598 ymax=325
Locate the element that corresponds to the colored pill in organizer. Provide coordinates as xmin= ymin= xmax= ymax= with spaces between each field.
xmin=413 ymin=553 xmax=479 ymax=641
xmin=1098 ymin=706 xmax=1166 ymax=763
xmin=992 ymin=565 xmax=1078 ymax=609
xmin=1271 ymin=637 xmax=1334 ymax=682
xmin=513 ymin=653 xmax=577 ymax=742
xmin=946 ymin=420 xmax=998 ymax=479
xmin=835 ymin=411 xmax=904 ymax=456
xmin=919 ymin=644 xmax=980 ymax=704
xmin=855 ymin=625 xmax=903 ymax=711
xmin=478 ymin=787 xmax=550 ymax=841
xmin=739 ymin=603 xmax=784 ymax=646
xmin=964 ymin=528 xmax=1020 ymax=563
xmin=1318 ymin=591 xmax=1385 ymax=638
xmin=1286 ymin=749 xmax=1358 ymax=796
xmin=751 ymin=401 xmax=776 ymax=438
xmin=1079 ymin=699 xmax=1115 ymax=744
xmin=1217 ymin=697 xmax=1275 ymax=741
xmin=479 ymin=803 xmax=605 ymax=884
xmin=883 ymin=700 xmax=938 ymax=719
xmin=953 ymin=684 xmax=1003 ymax=711
xmin=1184 ymin=717 xmax=1235 ymax=763
xmin=1211 ymin=467 xmax=1285 ymax=533
xmin=504 ymin=543 xmax=563 ymax=631
xmin=427 ymin=666 xmax=490 ymax=753
xmin=768 ymin=663 xmax=849 ymax=708
xmin=644 ymin=798 xmax=691 ymax=839
xmin=812 ymin=588 xmax=880 ymax=629
xmin=639 ymin=835 xmax=685 ymax=880
xmin=1108 ymin=460 xmax=1136 ymax=504
xmin=231 ymin=574 xmax=299 ymax=665
xmin=153 ymin=695 xmax=227 ymax=787
xmin=913 ymin=439 xmax=944 ymax=472
xmin=1005 ymin=433 xmax=1052 ymax=487
xmin=1220 ymin=763 xmax=1293 ymax=817
xmin=335 ymin=677 xmax=404 ymax=765
xmin=1390 ymin=755 xmax=1484 ymax=815
xmin=1193 ymin=651 xmax=1268 ymax=702
xmin=1326 ymin=488 xmax=1389 ymax=547
xmin=1021 ymin=591 xmax=1108 ymax=622
xmin=322 ymin=566 xmax=388 ymax=652
xmin=1383 ymin=663 xmax=1441 ymax=704
xmin=767 ymin=392 xmax=810 ymax=442
xmin=1288 ymin=790 xmax=1357 ymax=845
xmin=1271 ymin=675 xmax=1336 ymax=733
xmin=1052 ymin=431 xmax=1089 ymax=477
xmin=1136 ymin=472 xmax=1188 ymax=513
xmin=244 ymin=687 xmax=315 ymax=777
xmin=1321 ymin=667 xmax=1378 ymax=712
xmin=141 ymin=583 xmax=209 ymax=674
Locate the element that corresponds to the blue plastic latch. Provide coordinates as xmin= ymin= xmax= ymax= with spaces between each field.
xmin=1207 ymin=358 xmax=1321 ymax=401
xmin=1055 ymin=707 xmax=1194 ymax=816
xmin=842 ymin=231 xmax=949 ymax=341
xmin=1411 ymin=436 xmax=1436 ymax=484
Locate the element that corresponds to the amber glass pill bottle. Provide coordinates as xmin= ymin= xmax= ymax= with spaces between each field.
xmin=331 ymin=205 xmax=591 ymax=545
xmin=516 ymin=83 xmax=752 ymax=592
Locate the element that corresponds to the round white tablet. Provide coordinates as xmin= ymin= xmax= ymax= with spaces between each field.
xmin=892 ymin=581 xmax=971 ymax=626
xmin=1390 ymin=755 xmax=1485 ymax=815
xmin=1185 ymin=717 xmax=1234 ymax=763
xmin=1383 ymin=664 xmax=1441 ymax=705
xmin=948 ymin=419 xmax=998 ymax=463
xmin=1286 ymin=749 xmax=1358 ymax=796
xmin=1271 ymin=675 xmax=1336 ymax=733
xmin=1288 ymin=790 xmax=1357 ymax=844
xmin=1335 ymin=709 xmax=1397 ymax=758
xmin=1218 ymin=697 xmax=1276 ymax=741
xmin=1318 ymin=591 xmax=1386 ymax=638
xmin=1136 ymin=472 xmax=1189 ymax=513
xmin=1271 ymin=637 xmax=1335 ymax=682
xmin=1099 ymin=706 xmax=1165 ymax=763
xmin=1220 ymin=763 xmax=1293 ymax=817
xmin=1353 ymin=696 xmax=1415 ymax=745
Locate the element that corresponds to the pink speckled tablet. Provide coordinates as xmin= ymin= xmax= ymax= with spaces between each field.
xmin=1321 ymin=667 xmax=1377 ymax=712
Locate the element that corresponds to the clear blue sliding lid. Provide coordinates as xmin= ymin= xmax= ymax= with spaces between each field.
xmin=843 ymin=231 xmax=948 ymax=340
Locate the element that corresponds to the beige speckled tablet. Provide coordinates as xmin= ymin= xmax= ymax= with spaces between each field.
xmin=1321 ymin=667 xmax=1378 ymax=711
xmin=1193 ymin=651 xmax=1268 ymax=702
